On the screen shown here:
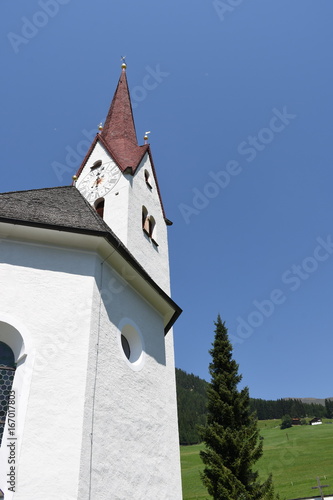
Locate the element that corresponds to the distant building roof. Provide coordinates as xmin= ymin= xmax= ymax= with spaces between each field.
xmin=309 ymin=417 xmax=322 ymax=424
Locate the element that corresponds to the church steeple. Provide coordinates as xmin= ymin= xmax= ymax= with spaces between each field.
xmin=75 ymin=62 xmax=170 ymax=292
xmin=102 ymin=63 xmax=137 ymax=146
xmin=99 ymin=63 xmax=148 ymax=172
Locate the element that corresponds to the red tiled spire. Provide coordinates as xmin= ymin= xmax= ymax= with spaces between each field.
xmin=102 ymin=65 xmax=137 ymax=146
xmin=100 ymin=64 xmax=148 ymax=172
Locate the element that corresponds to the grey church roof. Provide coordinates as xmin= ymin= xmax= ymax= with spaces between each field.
xmin=0 ymin=185 xmax=110 ymax=233
xmin=0 ymin=185 xmax=181 ymax=332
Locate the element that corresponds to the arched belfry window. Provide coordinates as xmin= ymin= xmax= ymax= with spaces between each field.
xmin=95 ymin=198 xmax=105 ymax=218
xmin=148 ymin=216 xmax=155 ymax=238
xmin=142 ymin=206 xmax=149 ymax=234
xmin=0 ymin=341 xmax=16 ymax=446
xmin=142 ymin=208 xmax=158 ymax=246
xmin=144 ymin=169 xmax=152 ymax=189
xmin=149 ymin=216 xmax=158 ymax=246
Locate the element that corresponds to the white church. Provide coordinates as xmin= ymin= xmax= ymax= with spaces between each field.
xmin=0 ymin=63 xmax=183 ymax=499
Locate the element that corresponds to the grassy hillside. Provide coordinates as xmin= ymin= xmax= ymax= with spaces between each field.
xmin=175 ymin=368 xmax=331 ymax=443
xmin=181 ymin=420 xmax=333 ymax=500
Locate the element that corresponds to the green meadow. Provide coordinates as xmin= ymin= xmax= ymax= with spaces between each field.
xmin=181 ymin=420 xmax=333 ymax=500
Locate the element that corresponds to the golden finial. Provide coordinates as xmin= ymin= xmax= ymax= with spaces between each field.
xmin=121 ymin=55 xmax=127 ymax=69
xmin=98 ymin=122 xmax=103 ymax=131
xmin=144 ymin=131 xmax=151 ymax=144
xmin=72 ymin=175 xmax=77 ymax=185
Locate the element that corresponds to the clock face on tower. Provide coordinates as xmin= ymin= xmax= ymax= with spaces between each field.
xmin=77 ymin=160 xmax=121 ymax=203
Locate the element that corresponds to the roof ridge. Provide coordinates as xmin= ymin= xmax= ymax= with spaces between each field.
xmin=0 ymin=185 xmax=73 ymax=196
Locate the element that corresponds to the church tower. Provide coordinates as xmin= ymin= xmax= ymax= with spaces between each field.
xmin=0 ymin=64 xmax=182 ymax=499
xmin=75 ymin=62 xmax=171 ymax=292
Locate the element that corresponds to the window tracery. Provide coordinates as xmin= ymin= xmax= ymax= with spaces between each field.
xmin=0 ymin=341 xmax=16 ymax=446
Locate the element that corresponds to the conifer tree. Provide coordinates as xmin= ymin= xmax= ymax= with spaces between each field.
xmin=325 ymin=398 xmax=333 ymax=419
xmin=199 ymin=315 xmax=276 ymax=499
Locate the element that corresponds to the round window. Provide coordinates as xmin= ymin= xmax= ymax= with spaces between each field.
xmin=119 ymin=322 xmax=145 ymax=370
xmin=121 ymin=334 xmax=131 ymax=360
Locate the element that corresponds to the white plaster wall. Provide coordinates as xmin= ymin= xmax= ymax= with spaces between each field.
xmin=81 ymin=261 xmax=182 ymax=500
xmin=76 ymin=142 xmax=114 ymax=191
xmin=0 ymin=240 xmax=97 ymax=500
xmin=76 ymin=144 xmax=171 ymax=294
xmin=0 ymin=233 xmax=181 ymax=499
xmin=76 ymin=141 xmax=130 ymax=246
xmin=77 ymin=277 xmax=102 ymax=499
xmin=102 ymin=171 xmax=130 ymax=246
xmin=127 ymin=153 xmax=171 ymax=293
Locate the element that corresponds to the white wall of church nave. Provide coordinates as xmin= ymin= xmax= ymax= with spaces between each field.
xmin=0 ymin=240 xmax=97 ymax=500
xmin=127 ymin=154 xmax=171 ymax=294
xmin=82 ymin=260 xmax=182 ymax=500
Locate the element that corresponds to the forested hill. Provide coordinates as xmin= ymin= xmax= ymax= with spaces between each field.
xmin=175 ymin=368 xmax=333 ymax=445
xmin=250 ymin=397 xmax=331 ymax=420
xmin=175 ymin=368 xmax=208 ymax=445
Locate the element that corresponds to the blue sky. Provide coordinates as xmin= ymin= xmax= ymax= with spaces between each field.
xmin=1 ymin=1 xmax=333 ymax=400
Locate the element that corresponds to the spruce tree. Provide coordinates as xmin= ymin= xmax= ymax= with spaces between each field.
xmin=199 ymin=315 xmax=276 ymax=499
xmin=325 ymin=398 xmax=333 ymax=418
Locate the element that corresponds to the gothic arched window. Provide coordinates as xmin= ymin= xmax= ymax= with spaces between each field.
xmin=0 ymin=341 xmax=16 ymax=446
